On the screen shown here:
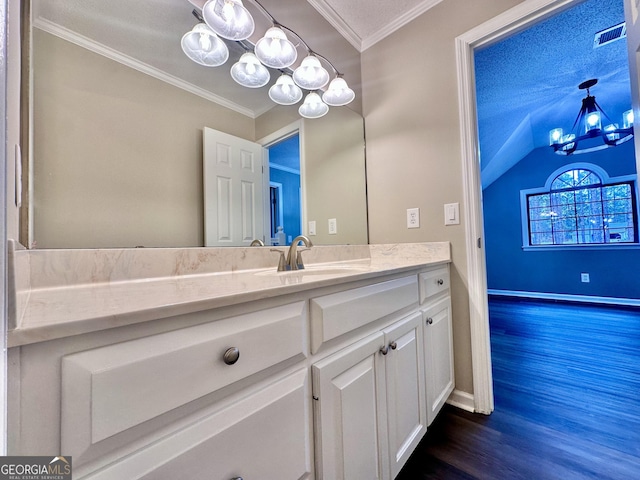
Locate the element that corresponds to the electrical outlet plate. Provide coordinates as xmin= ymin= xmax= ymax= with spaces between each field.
xmin=328 ymin=218 xmax=337 ymax=235
xmin=308 ymin=220 xmax=316 ymax=236
xmin=407 ymin=208 xmax=420 ymax=229
xmin=581 ymin=273 xmax=590 ymax=283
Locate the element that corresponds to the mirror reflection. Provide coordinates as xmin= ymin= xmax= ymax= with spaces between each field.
xmin=27 ymin=0 xmax=367 ymax=248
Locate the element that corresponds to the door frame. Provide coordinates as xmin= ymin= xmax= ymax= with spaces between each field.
xmin=455 ymin=0 xmax=589 ymax=415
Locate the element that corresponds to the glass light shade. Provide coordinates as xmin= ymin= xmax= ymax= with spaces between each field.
xmin=181 ymin=24 xmax=229 ymax=67
xmin=202 ymin=0 xmax=255 ymax=41
xmin=293 ymin=55 xmax=330 ymax=90
xmin=299 ymin=92 xmax=329 ymax=118
xmin=549 ymin=128 xmax=563 ymax=146
xmin=255 ymin=27 xmax=297 ymax=69
xmin=230 ymin=52 xmax=270 ymax=88
xmin=585 ymin=111 xmax=601 ymax=132
xmin=269 ymin=74 xmax=303 ymax=105
xmin=322 ymin=77 xmax=355 ymax=106
xmin=623 ymin=109 xmax=634 ymax=129
xmin=605 ymin=123 xmax=620 ymax=142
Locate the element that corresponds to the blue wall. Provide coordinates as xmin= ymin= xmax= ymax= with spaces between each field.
xmin=483 ymin=141 xmax=640 ymax=300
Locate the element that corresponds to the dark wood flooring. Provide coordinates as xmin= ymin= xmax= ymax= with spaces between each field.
xmin=397 ymin=297 xmax=640 ymax=480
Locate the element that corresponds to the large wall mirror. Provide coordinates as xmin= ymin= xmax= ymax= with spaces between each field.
xmin=25 ymin=0 xmax=367 ymax=249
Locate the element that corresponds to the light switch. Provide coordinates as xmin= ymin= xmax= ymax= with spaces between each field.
xmin=444 ymin=203 xmax=460 ymax=226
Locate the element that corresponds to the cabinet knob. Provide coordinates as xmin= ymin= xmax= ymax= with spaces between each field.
xmin=389 ymin=341 xmax=398 ymax=350
xmin=223 ymin=347 xmax=240 ymax=365
xmin=230 ymin=477 xmax=244 ymax=480
xmin=426 ymin=317 xmax=433 ymax=325
xmin=379 ymin=345 xmax=389 ymax=355
xmin=437 ymin=278 xmax=444 ymax=285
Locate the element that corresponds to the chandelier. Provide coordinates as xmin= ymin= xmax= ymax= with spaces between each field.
xmin=549 ymin=79 xmax=634 ymax=155
xmin=180 ymin=0 xmax=355 ymax=119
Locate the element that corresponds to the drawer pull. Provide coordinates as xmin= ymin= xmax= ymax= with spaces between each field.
xmin=231 ymin=477 xmax=244 ymax=480
xmin=389 ymin=341 xmax=398 ymax=350
xmin=223 ymin=347 xmax=240 ymax=365
xmin=426 ymin=317 xmax=433 ymax=325
xmin=437 ymin=278 xmax=444 ymax=286
xmin=379 ymin=345 xmax=389 ymax=355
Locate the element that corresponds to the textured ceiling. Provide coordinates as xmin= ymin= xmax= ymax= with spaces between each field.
xmin=476 ymin=0 xmax=630 ymax=187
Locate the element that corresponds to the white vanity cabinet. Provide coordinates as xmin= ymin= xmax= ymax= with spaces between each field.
xmin=310 ymin=278 xmax=427 ymax=480
xmin=419 ymin=266 xmax=455 ymax=425
xmin=9 ymin=254 xmax=454 ymax=480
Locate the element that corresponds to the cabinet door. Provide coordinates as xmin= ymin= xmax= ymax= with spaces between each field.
xmin=312 ymin=332 xmax=390 ymax=480
xmin=423 ymin=297 xmax=455 ymax=425
xmin=383 ymin=311 xmax=427 ymax=478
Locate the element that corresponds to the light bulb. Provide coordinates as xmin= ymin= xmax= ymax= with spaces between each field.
xmin=222 ymin=0 xmax=235 ymax=21
xmin=269 ymin=74 xmax=302 ymax=105
xmin=255 ymin=27 xmax=297 ymax=69
xmin=199 ymin=32 xmax=212 ymax=51
xmin=322 ymin=77 xmax=355 ymax=106
xmin=246 ymin=61 xmax=256 ymax=75
xmin=293 ymin=55 xmax=330 ymax=90
xmin=203 ymin=0 xmax=255 ymax=41
xmin=299 ymin=92 xmax=329 ymax=118
xmin=231 ymin=52 xmax=270 ymax=88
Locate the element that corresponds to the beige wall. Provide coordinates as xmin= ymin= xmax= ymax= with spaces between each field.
xmin=362 ymin=0 xmax=522 ymax=396
xmin=32 ymin=29 xmax=254 ymax=249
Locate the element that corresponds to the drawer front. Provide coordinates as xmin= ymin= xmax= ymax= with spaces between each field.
xmin=419 ymin=266 xmax=450 ymax=304
xmin=87 ymin=369 xmax=311 ymax=480
xmin=61 ymin=301 xmax=306 ymax=462
xmin=310 ymin=276 xmax=419 ymax=353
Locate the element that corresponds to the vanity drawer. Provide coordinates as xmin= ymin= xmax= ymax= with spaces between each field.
xmin=310 ymin=276 xmax=418 ymax=353
xmin=61 ymin=301 xmax=307 ymax=462
xmin=419 ymin=266 xmax=450 ymax=304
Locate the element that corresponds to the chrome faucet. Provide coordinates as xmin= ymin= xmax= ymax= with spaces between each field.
xmin=285 ymin=235 xmax=313 ymax=270
xmin=250 ymin=239 xmax=265 ymax=246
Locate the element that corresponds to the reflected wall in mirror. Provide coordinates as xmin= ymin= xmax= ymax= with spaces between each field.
xmin=26 ymin=0 xmax=366 ymax=248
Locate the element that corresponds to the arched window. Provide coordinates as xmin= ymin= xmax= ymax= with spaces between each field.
xmin=525 ymin=166 xmax=638 ymax=246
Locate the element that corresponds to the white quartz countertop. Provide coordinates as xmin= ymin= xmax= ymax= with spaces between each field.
xmin=8 ymin=242 xmax=450 ymax=347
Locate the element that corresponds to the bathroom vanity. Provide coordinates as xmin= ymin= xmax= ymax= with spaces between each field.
xmin=7 ymin=242 xmax=453 ymax=479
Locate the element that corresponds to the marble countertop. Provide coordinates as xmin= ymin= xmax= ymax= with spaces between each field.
xmin=8 ymin=242 xmax=450 ymax=347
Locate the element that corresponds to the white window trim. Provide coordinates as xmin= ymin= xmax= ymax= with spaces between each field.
xmin=520 ymin=162 xmax=640 ymax=249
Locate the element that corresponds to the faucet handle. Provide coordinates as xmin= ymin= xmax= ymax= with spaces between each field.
xmin=296 ymin=248 xmax=310 ymax=270
xmin=269 ymin=249 xmax=287 ymax=272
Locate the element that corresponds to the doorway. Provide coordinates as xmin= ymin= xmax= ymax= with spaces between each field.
xmin=267 ymin=133 xmax=302 ymax=246
xmin=456 ymin=0 xmax=640 ymax=414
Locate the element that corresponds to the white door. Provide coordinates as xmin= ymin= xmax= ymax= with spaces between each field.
xmin=312 ymin=332 xmax=390 ymax=480
xmin=203 ymin=128 xmax=266 ymax=246
xmin=383 ymin=312 xmax=427 ymax=478
xmin=423 ymin=297 xmax=455 ymax=425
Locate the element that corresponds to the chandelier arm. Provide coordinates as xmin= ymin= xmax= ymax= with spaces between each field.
xmin=570 ymin=104 xmax=588 ymax=133
xmin=592 ymin=99 xmax=615 ymax=125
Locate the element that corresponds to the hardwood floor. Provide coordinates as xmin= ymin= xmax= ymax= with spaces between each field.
xmin=397 ymin=297 xmax=640 ymax=480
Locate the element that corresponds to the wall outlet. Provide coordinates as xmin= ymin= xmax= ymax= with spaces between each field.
xmin=581 ymin=273 xmax=590 ymax=283
xmin=308 ymin=220 xmax=316 ymax=236
xmin=407 ymin=208 xmax=420 ymax=229
xmin=328 ymin=218 xmax=337 ymax=235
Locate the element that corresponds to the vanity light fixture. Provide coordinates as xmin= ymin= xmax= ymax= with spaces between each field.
xmin=322 ymin=77 xmax=355 ymax=107
xmin=299 ymin=91 xmax=329 ymax=119
xmin=269 ymin=74 xmax=303 ymax=105
xmin=230 ymin=51 xmax=270 ymax=88
xmin=549 ymin=79 xmax=634 ymax=155
xmin=182 ymin=0 xmax=355 ymax=116
xmin=181 ymin=23 xmax=229 ymax=67
xmin=254 ymin=26 xmax=297 ymax=68
xmin=202 ymin=0 xmax=255 ymax=41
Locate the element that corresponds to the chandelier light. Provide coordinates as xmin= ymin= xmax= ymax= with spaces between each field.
xmin=230 ymin=52 xmax=270 ymax=87
xmin=202 ymin=0 xmax=255 ymax=41
xmin=181 ymin=23 xmax=229 ymax=67
xmin=269 ymin=74 xmax=303 ymax=105
xmin=255 ymin=26 xmax=298 ymax=69
xmin=549 ymin=79 xmax=634 ymax=155
xmin=182 ymin=0 xmax=355 ymax=117
xmin=299 ymin=92 xmax=329 ymax=119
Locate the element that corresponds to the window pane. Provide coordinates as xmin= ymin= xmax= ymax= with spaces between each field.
xmin=530 ymin=219 xmax=552 ymax=233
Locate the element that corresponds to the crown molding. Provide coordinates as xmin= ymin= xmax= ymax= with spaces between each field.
xmin=307 ymin=0 xmax=444 ymax=52
xmin=32 ymin=17 xmax=257 ymax=119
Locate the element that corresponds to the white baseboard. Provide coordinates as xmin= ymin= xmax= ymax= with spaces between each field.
xmin=446 ymin=389 xmax=475 ymax=413
xmin=488 ymin=289 xmax=640 ymax=307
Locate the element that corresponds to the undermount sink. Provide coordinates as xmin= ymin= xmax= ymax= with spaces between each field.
xmin=256 ymin=263 xmax=370 ymax=277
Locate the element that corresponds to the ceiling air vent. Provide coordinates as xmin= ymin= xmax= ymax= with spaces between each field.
xmin=593 ymin=22 xmax=626 ymax=48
